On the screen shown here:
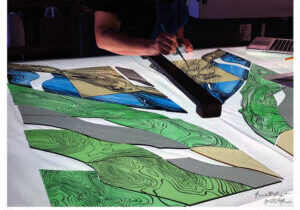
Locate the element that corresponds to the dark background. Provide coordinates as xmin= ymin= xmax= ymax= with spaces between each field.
xmin=7 ymin=0 xmax=293 ymax=61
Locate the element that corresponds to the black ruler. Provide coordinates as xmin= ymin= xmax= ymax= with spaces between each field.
xmin=144 ymin=55 xmax=221 ymax=118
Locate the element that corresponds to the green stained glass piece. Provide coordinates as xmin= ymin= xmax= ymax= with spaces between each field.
xmin=8 ymin=83 xmax=165 ymax=120
xmin=40 ymin=170 xmax=185 ymax=207
xmin=25 ymin=129 xmax=156 ymax=162
xmin=26 ymin=129 xmax=251 ymax=205
xmin=110 ymin=118 xmax=237 ymax=149
xmin=239 ymin=64 xmax=292 ymax=144
xmin=9 ymin=84 xmax=236 ymax=149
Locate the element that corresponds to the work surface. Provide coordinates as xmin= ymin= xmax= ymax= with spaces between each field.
xmin=7 ymin=47 xmax=293 ymax=207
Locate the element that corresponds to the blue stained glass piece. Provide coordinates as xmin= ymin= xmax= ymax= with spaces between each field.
xmin=201 ymin=80 xmax=245 ymax=104
xmin=42 ymin=74 xmax=81 ymax=98
xmin=8 ymin=69 xmax=40 ymax=87
xmin=131 ymin=92 xmax=184 ymax=112
xmin=88 ymin=93 xmax=143 ymax=107
xmin=8 ymin=70 xmax=184 ymax=112
xmin=221 ymin=53 xmax=251 ymax=68
xmin=88 ymin=92 xmax=185 ymax=112
xmin=212 ymin=62 xmax=249 ymax=80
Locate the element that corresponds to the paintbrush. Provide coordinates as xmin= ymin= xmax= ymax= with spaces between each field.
xmin=160 ymin=24 xmax=191 ymax=71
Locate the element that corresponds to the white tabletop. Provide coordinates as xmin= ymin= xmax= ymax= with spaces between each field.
xmin=7 ymin=47 xmax=293 ymax=207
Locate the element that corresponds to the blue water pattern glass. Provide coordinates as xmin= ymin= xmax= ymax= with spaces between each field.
xmin=8 ymin=69 xmax=40 ymax=87
xmin=42 ymin=74 xmax=184 ymax=112
xmin=42 ymin=74 xmax=82 ymax=98
xmin=221 ymin=53 xmax=251 ymax=68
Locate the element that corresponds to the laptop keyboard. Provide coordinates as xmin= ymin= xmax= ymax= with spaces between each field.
xmin=270 ymin=39 xmax=293 ymax=52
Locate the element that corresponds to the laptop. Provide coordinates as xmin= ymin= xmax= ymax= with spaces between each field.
xmin=247 ymin=37 xmax=293 ymax=54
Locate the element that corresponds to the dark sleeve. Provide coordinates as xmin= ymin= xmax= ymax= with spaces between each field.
xmin=86 ymin=0 xmax=122 ymax=14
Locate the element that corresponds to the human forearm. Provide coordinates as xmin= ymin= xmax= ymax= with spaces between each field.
xmin=95 ymin=30 xmax=158 ymax=55
xmin=176 ymin=27 xmax=184 ymax=39
xmin=94 ymin=11 xmax=178 ymax=55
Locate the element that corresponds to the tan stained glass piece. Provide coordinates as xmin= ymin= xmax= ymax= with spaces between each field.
xmin=63 ymin=66 xmax=163 ymax=98
xmin=276 ymin=129 xmax=293 ymax=155
xmin=172 ymin=59 xmax=240 ymax=84
xmin=191 ymin=146 xmax=281 ymax=178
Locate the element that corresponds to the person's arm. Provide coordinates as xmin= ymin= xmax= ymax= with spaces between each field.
xmin=94 ymin=11 xmax=178 ymax=55
xmin=176 ymin=27 xmax=193 ymax=53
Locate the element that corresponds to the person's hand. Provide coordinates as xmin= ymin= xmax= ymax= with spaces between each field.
xmin=178 ymin=38 xmax=193 ymax=53
xmin=151 ymin=33 xmax=178 ymax=55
